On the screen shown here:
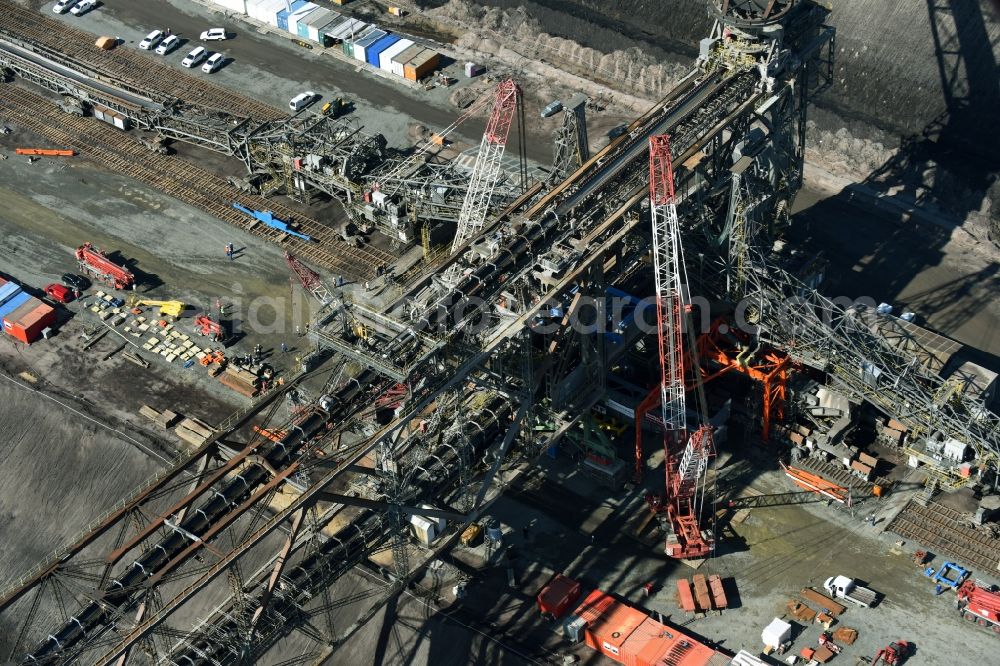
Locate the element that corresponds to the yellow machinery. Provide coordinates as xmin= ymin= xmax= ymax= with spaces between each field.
xmin=126 ymin=296 xmax=186 ymax=319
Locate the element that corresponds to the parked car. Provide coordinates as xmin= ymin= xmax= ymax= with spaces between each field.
xmin=155 ymin=35 xmax=180 ymax=55
xmin=44 ymin=283 xmax=73 ymax=304
xmin=540 ymin=100 xmax=563 ymax=118
xmin=200 ymin=28 xmax=228 ymax=41
xmin=181 ymin=46 xmax=208 ymax=68
xmin=201 ymin=53 xmax=224 ymax=74
xmin=69 ymin=0 xmax=94 ymax=16
xmin=288 ymin=91 xmax=317 ymax=112
xmin=61 ymin=273 xmax=89 ymax=291
xmin=52 ymin=0 xmax=77 ymax=14
xmin=139 ymin=30 xmax=164 ymax=50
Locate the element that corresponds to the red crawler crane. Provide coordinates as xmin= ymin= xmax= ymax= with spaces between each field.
xmin=643 ymin=135 xmax=713 ymax=559
xmin=75 ymin=242 xmax=134 ymax=290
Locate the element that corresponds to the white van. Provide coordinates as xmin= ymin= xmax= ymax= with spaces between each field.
xmin=139 ymin=30 xmax=164 ymax=50
xmin=52 ymin=0 xmax=77 ymax=14
xmin=155 ymin=35 xmax=180 ymax=55
xmin=181 ymin=46 xmax=208 ymax=68
xmin=288 ymin=91 xmax=317 ymax=112
xmin=202 ymin=53 xmax=224 ymax=74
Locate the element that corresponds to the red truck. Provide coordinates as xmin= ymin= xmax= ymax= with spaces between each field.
xmin=43 ymin=283 xmax=73 ymax=303
xmin=957 ymin=580 xmax=1000 ymax=633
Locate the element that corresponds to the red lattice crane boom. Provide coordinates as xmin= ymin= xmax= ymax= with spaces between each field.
xmin=284 ymin=251 xmax=333 ymax=305
xmin=645 ymin=135 xmax=713 ymax=559
xmin=449 ymin=78 xmax=521 ymax=256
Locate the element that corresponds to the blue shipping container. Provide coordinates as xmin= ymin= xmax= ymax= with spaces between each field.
xmin=0 ymin=282 xmax=21 ymax=306
xmin=276 ymin=0 xmax=308 ymax=32
xmin=366 ymin=34 xmax=399 ymax=67
xmin=0 ymin=291 xmax=31 ymax=321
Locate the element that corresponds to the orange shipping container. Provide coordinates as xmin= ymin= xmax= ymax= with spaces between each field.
xmin=403 ymin=48 xmax=439 ymax=81
xmin=4 ymin=300 xmax=55 ymax=344
xmin=576 ymin=590 xmax=647 ymax=662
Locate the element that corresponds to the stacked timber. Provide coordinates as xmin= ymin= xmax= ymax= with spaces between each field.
xmin=218 ymin=366 xmax=259 ymax=397
xmin=139 ymin=404 xmax=178 ymax=429
xmin=175 ymin=417 xmax=215 ymax=447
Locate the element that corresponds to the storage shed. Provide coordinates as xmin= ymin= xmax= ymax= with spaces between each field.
xmin=365 ymin=34 xmax=399 ymax=67
xmin=379 ymin=38 xmax=413 ymax=72
xmin=351 ymin=29 xmax=387 ymax=63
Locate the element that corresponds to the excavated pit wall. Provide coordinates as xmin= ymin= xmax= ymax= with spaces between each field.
xmin=444 ymin=0 xmax=1000 ymax=150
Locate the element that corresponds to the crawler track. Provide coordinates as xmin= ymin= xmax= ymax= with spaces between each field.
xmin=887 ymin=499 xmax=1000 ymax=572
xmin=0 ymin=0 xmax=284 ymax=122
xmin=0 ymin=84 xmax=391 ymax=279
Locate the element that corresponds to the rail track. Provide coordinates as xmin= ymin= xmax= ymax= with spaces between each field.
xmin=887 ymin=499 xmax=1000 ymax=572
xmin=0 ymin=83 xmax=392 ymax=279
xmin=0 ymin=0 xmax=284 ymax=122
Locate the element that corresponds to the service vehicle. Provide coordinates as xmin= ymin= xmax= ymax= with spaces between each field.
xmin=202 ymin=53 xmax=224 ymax=73
xmin=541 ymin=100 xmax=563 ymax=118
xmin=181 ymin=46 xmax=208 ymax=68
xmin=957 ymin=580 xmax=1000 ymax=633
xmin=139 ymin=30 xmax=164 ymax=50
xmin=288 ymin=91 xmax=317 ymax=112
xmin=200 ymin=28 xmax=228 ymax=41
xmin=61 ymin=273 xmax=89 ymax=291
xmin=823 ymin=575 xmax=879 ymax=607
xmin=44 ymin=283 xmax=73 ymax=304
xmin=52 ymin=0 xmax=77 ymax=14
xmin=69 ymin=0 xmax=94 ymax=16
xmin=155 ymin=35 xmax=180 ymax=55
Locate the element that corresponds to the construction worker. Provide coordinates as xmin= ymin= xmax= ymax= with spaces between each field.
xmin=364 ymin=281 xmax=370 ymax=292
xmin=280 ymin=342 xmax=288 ymax=353
xmin=226 ymin=243 xmax=234 ymax=261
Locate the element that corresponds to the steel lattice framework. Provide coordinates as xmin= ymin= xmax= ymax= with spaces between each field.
xmin=449 ymin=79 xmax=521 ymax=255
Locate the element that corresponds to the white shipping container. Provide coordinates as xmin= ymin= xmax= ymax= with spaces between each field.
xmin=288 ymin=3 xmax=318 ymax=36
xmin=249 ymin=0 xmax=286 ymax=26
xmin=379 ymin=38 xmax=413 ymax=72
xmin=248 ymin=0 xmax=284 ymax=24
xmin=210 ymin=0 xmax=246 ymax=13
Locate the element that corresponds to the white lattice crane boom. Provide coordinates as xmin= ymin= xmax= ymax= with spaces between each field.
xmin=648 ymin=135 xmax=713 ymax=559
xmin=450 ymin=78 xmax=521 ymax=255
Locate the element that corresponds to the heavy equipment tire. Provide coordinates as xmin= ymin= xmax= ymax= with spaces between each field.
xmin=992 ymin=623 xmax=1000 ymax=634
xmin=978 ymin=617 xmax=988 ymax=627
xmin=964 ymin=611 xmax=976 ymax=622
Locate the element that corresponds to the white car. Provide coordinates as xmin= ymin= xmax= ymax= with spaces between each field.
xmin=52 ymin=0 xmax=77 ymax=14
xmin=139 ymin=30 xmax=164 ymax=50
xmin=202 ymin=53 xmax=224 ymax=74
xmin=181 ymin=46 xmax=208 ymax=68
xmin=155 ymin=35 xmax=180 ymax=55
xmin=288 ymin=91 xmax=317 ymax=112
xmin=69 ymin=0 xmax=94 ymax=15
xmin=200 ymin=28 xmax=227 ymax=41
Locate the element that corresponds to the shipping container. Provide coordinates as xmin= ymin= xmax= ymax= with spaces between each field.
xmin=209 ymin=0 xmax=246 ymax=13
xmin=404 ymin=49 xmax=440 ymax=82
xmin=366 ymin=34 xmax=399 ymax=67
xmin=352 ymin=29 xmax=387 ymax=63
xmin=574 ymin=591 xmax=732 ymax=666
xmin=289 ymin=3 xmax=319 ymax=37
xmin=391 ymin=44 xmax=423 ymax=77
xmin=329 ymin=18 xmax=368 ymax=42
xmin=302 ymin=8 xmax=335 ymax=43
xmin=248 ymin=0 xmax=287 ymax=26
xmin=537 ymin=574 xmax=581 ymax=619
xmin=378 ymin=38 xmax=412 ymax=72
xmin=4 ymin=299 xmax=55 ymax=344
xmin=276 ymin=0 xmax=307 ymax=31
xmin=0 ymin=291 xmax=32 ymax=323
xmin=0 ymin=281 xmax=21 ymax=306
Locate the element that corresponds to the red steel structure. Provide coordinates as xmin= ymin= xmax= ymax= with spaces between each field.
xmin=284 ymin=251 xmax=333 ymax=305
xmin=697 ymin=318 xmax=791 ymax=441
xmin=75 ymin=242 xmax=134 ymax=290
xmin=644 ymin=135 xmax=713 ymax=559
